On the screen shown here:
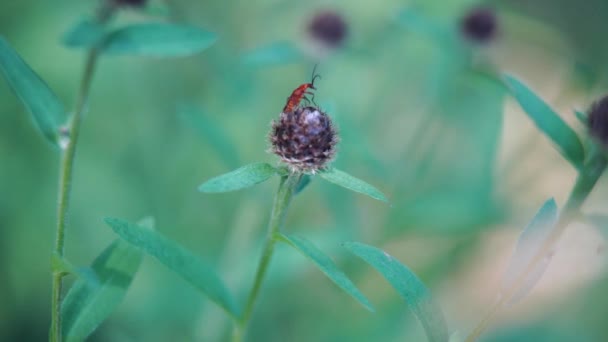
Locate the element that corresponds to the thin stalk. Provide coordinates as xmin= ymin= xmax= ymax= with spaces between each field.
xmin=50 ymin=5 xmax=114 ymax=340
xmin=48 ymin=4 xmax=119 ymax=336
xmin=465 ymin=150 xmax=608 ymax=342
xmin=232 ymin=172 xmax=302 ymax=341
xmin=50 ymin=47 xmax=100 ymax=342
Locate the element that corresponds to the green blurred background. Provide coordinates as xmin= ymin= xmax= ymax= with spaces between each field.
xmin=1 ymin=0 xmax=608 ymax=341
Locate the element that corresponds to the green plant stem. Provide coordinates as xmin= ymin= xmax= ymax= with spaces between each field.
xmin=465 ymin=149 xmax=608 ymax=342
xmin=50 ymin=5 xmax=114 ymax=339
xmin=232 ymin=172 xmax=301 ymax=341
xmin=49 ymin=47 xmax=101 ymax=342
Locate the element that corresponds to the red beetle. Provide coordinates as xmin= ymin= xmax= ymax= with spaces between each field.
xmin=283 ymin=65 xmax=321 ymax=113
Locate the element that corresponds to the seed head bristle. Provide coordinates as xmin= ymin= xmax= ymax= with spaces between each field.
xmin=270 ymin=106 xmax=338 ymax=173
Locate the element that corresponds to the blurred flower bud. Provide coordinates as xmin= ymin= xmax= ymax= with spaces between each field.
xmin=270 ymin=106 xmax=338 ymax=173
xmin=114 ymin=0 xmax=147 ymax=8
xmin=308 ymin=11 xmax=348 ymax=48
xmin=461 ymin=7 xmax=497 ymax=44
xmin=588 ymin=95 xmax=608 ymax=149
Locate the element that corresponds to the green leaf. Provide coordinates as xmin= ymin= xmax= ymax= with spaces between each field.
xmin=343 ymin=242 xmax=448 ymax=342
xmin=51 ymin=253 xmax=99 ymax=286
xmin=178 ymin=104 xmax=240 ymax=168
xmin=199 ymin=162 xmax=277 ymax=193
xmin=574 ymin=109 xmax=588 ymax=125
xmin=104 ymin=217 xmax=240 ymax=318
xmin=504 ymin=75 xmax=584 ymax=169
xmin=241 ymin=41 xmax=303 ymax=67
xmin=101 ymin=23 xmax=217 ymax=57
xmin=0 ymin=37 xmax=65 ymax=145
xmin=61 ymin=240 xmax=143 ymax=342
xmin=294 ymin=174 xmax=312 ymax=195
xmin=319 ymin=168 xmax=388 ymax=203
xmin=51 ymin=252 xmax=75 ymax=276
xmin=275 ymin=166 xmax=289 ymax=177
xmin=63 ymin=19 xmax=107 ymax=49
xmin=502 ymin=199 xmax=559 ymax=303
xmin=276 ymin=233 xmax=374 ymax=312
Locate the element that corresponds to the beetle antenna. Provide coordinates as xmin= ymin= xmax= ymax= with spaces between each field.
xmin=310 ymin=64 xmax=321 ymax=87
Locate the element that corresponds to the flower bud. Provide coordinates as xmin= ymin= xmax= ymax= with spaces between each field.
xmin=588 ymin=95 xmax=608 ymax=149
xmin=461 ymin=7 xmax=497 ymax=44
xmin=308 ymin=11 xmax=348 ymax=48
xmin=114 ymin=0 xmax=147 ymax=7
xmin=270 ymin=106 xmax=338 ymax=173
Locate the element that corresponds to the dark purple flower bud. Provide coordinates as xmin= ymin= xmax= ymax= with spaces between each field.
xmin=308 ymin=11 xmax=348 ymax=48
xmin=114 ymin=0 xmax=147 ymax=7
xmin=270 ymin=106 xmax=338 ymax=173
xmin=461 ymin=7 xmax=497 ymax=44
xmin=588 ymin=95 xmax=608 ymax=149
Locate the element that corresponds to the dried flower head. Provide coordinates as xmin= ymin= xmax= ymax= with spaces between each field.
xmin=588 ymin=95 xmax=608 ymax=149
xmin=308 ymin=11 xmax=348 ymax=48
xmin=270 ymin=106 xmax=338 ymax=173
xmin=461 ymin=7 xmax=497 ymax=44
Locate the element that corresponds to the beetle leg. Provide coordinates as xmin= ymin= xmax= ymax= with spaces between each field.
xmin=310 ymin=93 xmax=318 ymax=107
xmin=302 ymin=96 xmax=311 ymax=106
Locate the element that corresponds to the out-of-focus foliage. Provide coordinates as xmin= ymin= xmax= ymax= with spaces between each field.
xmin=0 ymin=38 xmax=65 ymax=146
xmin=504 ymin=76 xmax=585 ymax=170
xmin=501 ymin=198 xmax=558 ymax=304
xmin=1 ymin=0 xmax=608 ymax=341
xmin=61 ymin=238 xmax=143 ymax=342
xmin=276 ymin=233 xmax=373 ymax=312
xmin=343 ymin=242 xmax=448 ymax=342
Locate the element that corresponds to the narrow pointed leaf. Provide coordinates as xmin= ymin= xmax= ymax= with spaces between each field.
xmin=199 ymin=162 xmax=277 ymax=193
xmin=51 ymin=253 xmax=100 ymax=286
xmin=502 ymin=199 xmax=559 ymax=304
xmin=61 ymin=240 xmax=143 ymax=342
xmin=63 ymin=19 xmax=107 ymax=48
xmin=319 ymin=168 xmax=388 ymax=203
xmin=101 ymin=23 xmax=217 ymax=57
xmin=276 ymin=233 xmax=374 ymax=312
xmin=574 ymin=109 xmax=587 ymax=125
xmin=504 ymin=75 xmax=584 ymax=169
xmin=0 ymin=37 xmax=65 ymax=145
xmin=343 ymin=242 xmax=448 ymax=342
xmin=294 ymin=174 xmax=312 ymax=195
xmin=104 ymin=217 xmax=239 ymax=318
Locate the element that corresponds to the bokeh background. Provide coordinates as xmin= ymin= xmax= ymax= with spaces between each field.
xmin=1 ymin=0 xmax=608 ymax=341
